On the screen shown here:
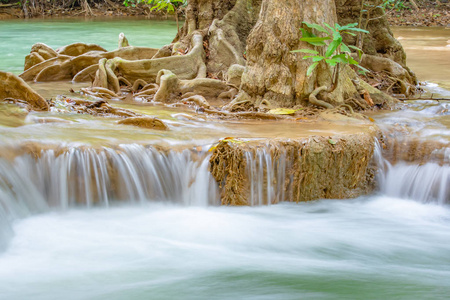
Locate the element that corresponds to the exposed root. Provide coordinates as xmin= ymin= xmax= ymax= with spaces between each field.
xmin=20 ymin=39 xmax=160 ymax=83
xmin=132 ymin=79 xmax=148 ymax=92
xmin=81 ymin=87 xmax=119 ymax=99
xmin=56 ymin=43 xmax=107 ymax=57
xmin=117 ymin=76 xmax=132 ymax=87
xmin=309 ymin=86 xmax=334 ymax=109
xmin=55 ymin=98 xmax=138 ymax=118
xmin=181 ymin=95 xmax=211 ymax=109
xmin=0 ymin=71 xmax=49 ymax=111
xmin=154 ymin=69 xmax=180 ymax=102
xmin=92 ymin=34 xmax=207 ymax=91
xmin=118 ymin=33 xmax=130 ymax=48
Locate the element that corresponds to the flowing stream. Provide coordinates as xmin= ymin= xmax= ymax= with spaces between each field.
xmin=0 ymin=20 xmax=449 ymax=299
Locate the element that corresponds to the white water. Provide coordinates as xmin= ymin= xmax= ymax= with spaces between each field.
xmin=0 ymin=198 xmax=449 ymax=299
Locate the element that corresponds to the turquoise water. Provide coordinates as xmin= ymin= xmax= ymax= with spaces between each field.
xmin=0 ymin=18 xmax=177 ymax=74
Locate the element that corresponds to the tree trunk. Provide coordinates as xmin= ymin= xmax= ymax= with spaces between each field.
xmin=175 ymin=0 xmax=262 ymax=77
xmin=234 ymin=0 xmax=394 ymax=109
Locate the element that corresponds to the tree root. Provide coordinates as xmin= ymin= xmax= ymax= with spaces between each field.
xmin=0 ymin=71 xmax=48 ymax=111
xmin=81 ymin=87 xmax=119 ymax=99
xmin=92 ymin=34 xmax=207 ymax=92
xmin=132 ymin=79 xmax=148 ymax=92
xmin=309 ymin=86 xmax=334 ymax=109
xmin=20 ymin=37 xmax=160 ymax=83
xmin=181 ymin=95 xmax=211 ymax=109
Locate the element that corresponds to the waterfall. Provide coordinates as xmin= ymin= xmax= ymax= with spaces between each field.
xmin=0 ymin=144 xmax=220 ymax=244
xmin=375 ymin=140 xmax=450 ymax=204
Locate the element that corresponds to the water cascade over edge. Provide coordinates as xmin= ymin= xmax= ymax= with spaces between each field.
xmin=0 ymin=137 xmax=449 ymax=250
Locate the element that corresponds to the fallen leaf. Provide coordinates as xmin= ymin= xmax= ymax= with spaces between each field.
xmin=268 ymin=108 xmax=301 ymax=115
xmin=363 ymin=91 xmax=374 ymax=107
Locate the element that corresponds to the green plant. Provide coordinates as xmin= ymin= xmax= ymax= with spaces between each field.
xmin=382 ymin=0 xmax=407 ymax=11
xmin=293 ymin=22 xmax=369 ymax=88
xmin=123 ymin=0 xmax=186 ymax=33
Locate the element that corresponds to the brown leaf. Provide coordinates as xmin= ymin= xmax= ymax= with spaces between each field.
xmin=363 ymin=91 xmax=374 ymax=107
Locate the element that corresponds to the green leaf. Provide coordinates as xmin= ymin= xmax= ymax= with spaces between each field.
xmin=300 ymin=28 xmax=315 ymax=38
xmin=348 ymin=45 xmax=363 ymax=52
xmin=302 ymin=22 xmax=330 ymax=34
xmin=328 ymin=139 xmax=337 ymax=145
xmin=312 ymin=56 xmax=325 ymax=62
xmin=345 ymin=27 xmax=369 ymax=33
xmin=348 ymin=45 xmax=363 ymax=60
xmin=299 ymin=37 xmax=329 ymax=47
xmin=339 ymin=23 xmax=359 ymax=30
xmin=331 ymin=53 xmax=349 ymax=64
xmin=325 ymin=37 xmax=342 ymax=57
xmin=299 ymin=37 xmax=330 ymax=43
xmin=325 ymin=58 xmax=339 ymax=66
xmin=291 ymin=49 xmax=319 ymax=55
xmin=341 ymin=43 xmax=351 ymax=53
xmin=343 ymin=31 xmax=357 ymax=36
xmin=323 ymin=22 xmax=335 ymax=32
xmin=348 ymin=56 xmax=359 ymax=65
xmin=306 ymin=62 xmax=319 ymax=76
xmin=302 ymin=55 xmax=316 ymax=60
xmin=356 ymin=64 xmax=371 ymax=74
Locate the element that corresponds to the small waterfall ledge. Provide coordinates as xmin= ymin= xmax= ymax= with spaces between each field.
xmin=0 ymin=130 xmax=448 ymax=216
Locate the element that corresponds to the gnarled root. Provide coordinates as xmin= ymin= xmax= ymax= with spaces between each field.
xmin=181 ymin=95 xmax=211 ymax=109
xmin=20 ymin=37 xmax=160 ymax=83
xmin=309 ymin=86 xmax=334 ymax=109
xmin=357 ymin=54 xmax=417 ymax=97
xmin=92 ymin=34 xmax=207 ymax=92
xmin=0 ymin=71 xmax=48 ymax=111
xmin=80 ymin=87 xmax=119 ymax=99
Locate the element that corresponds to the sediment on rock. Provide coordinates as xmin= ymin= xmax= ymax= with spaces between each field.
xmin=210 ymin=132 xmax=378 ymax=205
xmin=381 ymin=136 xmax=450 ymax=166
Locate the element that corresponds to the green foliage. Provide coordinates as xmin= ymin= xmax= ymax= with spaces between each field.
xmin=292 ymin=22 xmax=370 ymax=76
xmin=381 ymin=0 xmax=407 ymax=11
xmin=123 ymin=0 xmax=186 ymax=12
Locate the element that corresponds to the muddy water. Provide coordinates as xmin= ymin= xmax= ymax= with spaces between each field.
xmin=370 ymin=28 xmax=450 ymax=144
xmin=393 ymin=27 xmax=450 ymax=94
xmin=0 ymin=21 xmax=449 ymax=300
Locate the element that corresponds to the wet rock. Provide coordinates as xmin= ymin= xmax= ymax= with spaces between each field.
xmin=210 ymin=132 xmax=378 ymax=205
xmin=118 ymin=117 xmax=169 ymax=130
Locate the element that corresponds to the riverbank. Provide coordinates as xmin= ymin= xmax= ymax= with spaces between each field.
xmin=1 ymin=0 xmax=449 ymax=27
xmin=0 ymin=1 xmax=155 ymax=19
xmin=386 ymin=0 xmax=450 ymax=26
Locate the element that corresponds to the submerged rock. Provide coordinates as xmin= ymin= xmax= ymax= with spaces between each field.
xmin=118 ymin=117 xmax=168 ymax=130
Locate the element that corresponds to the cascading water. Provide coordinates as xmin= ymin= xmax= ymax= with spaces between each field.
xmin=0 ymin=144 xmax=219 ymax=248
xmin=374 ymin=139 xmax=449 ymax=204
